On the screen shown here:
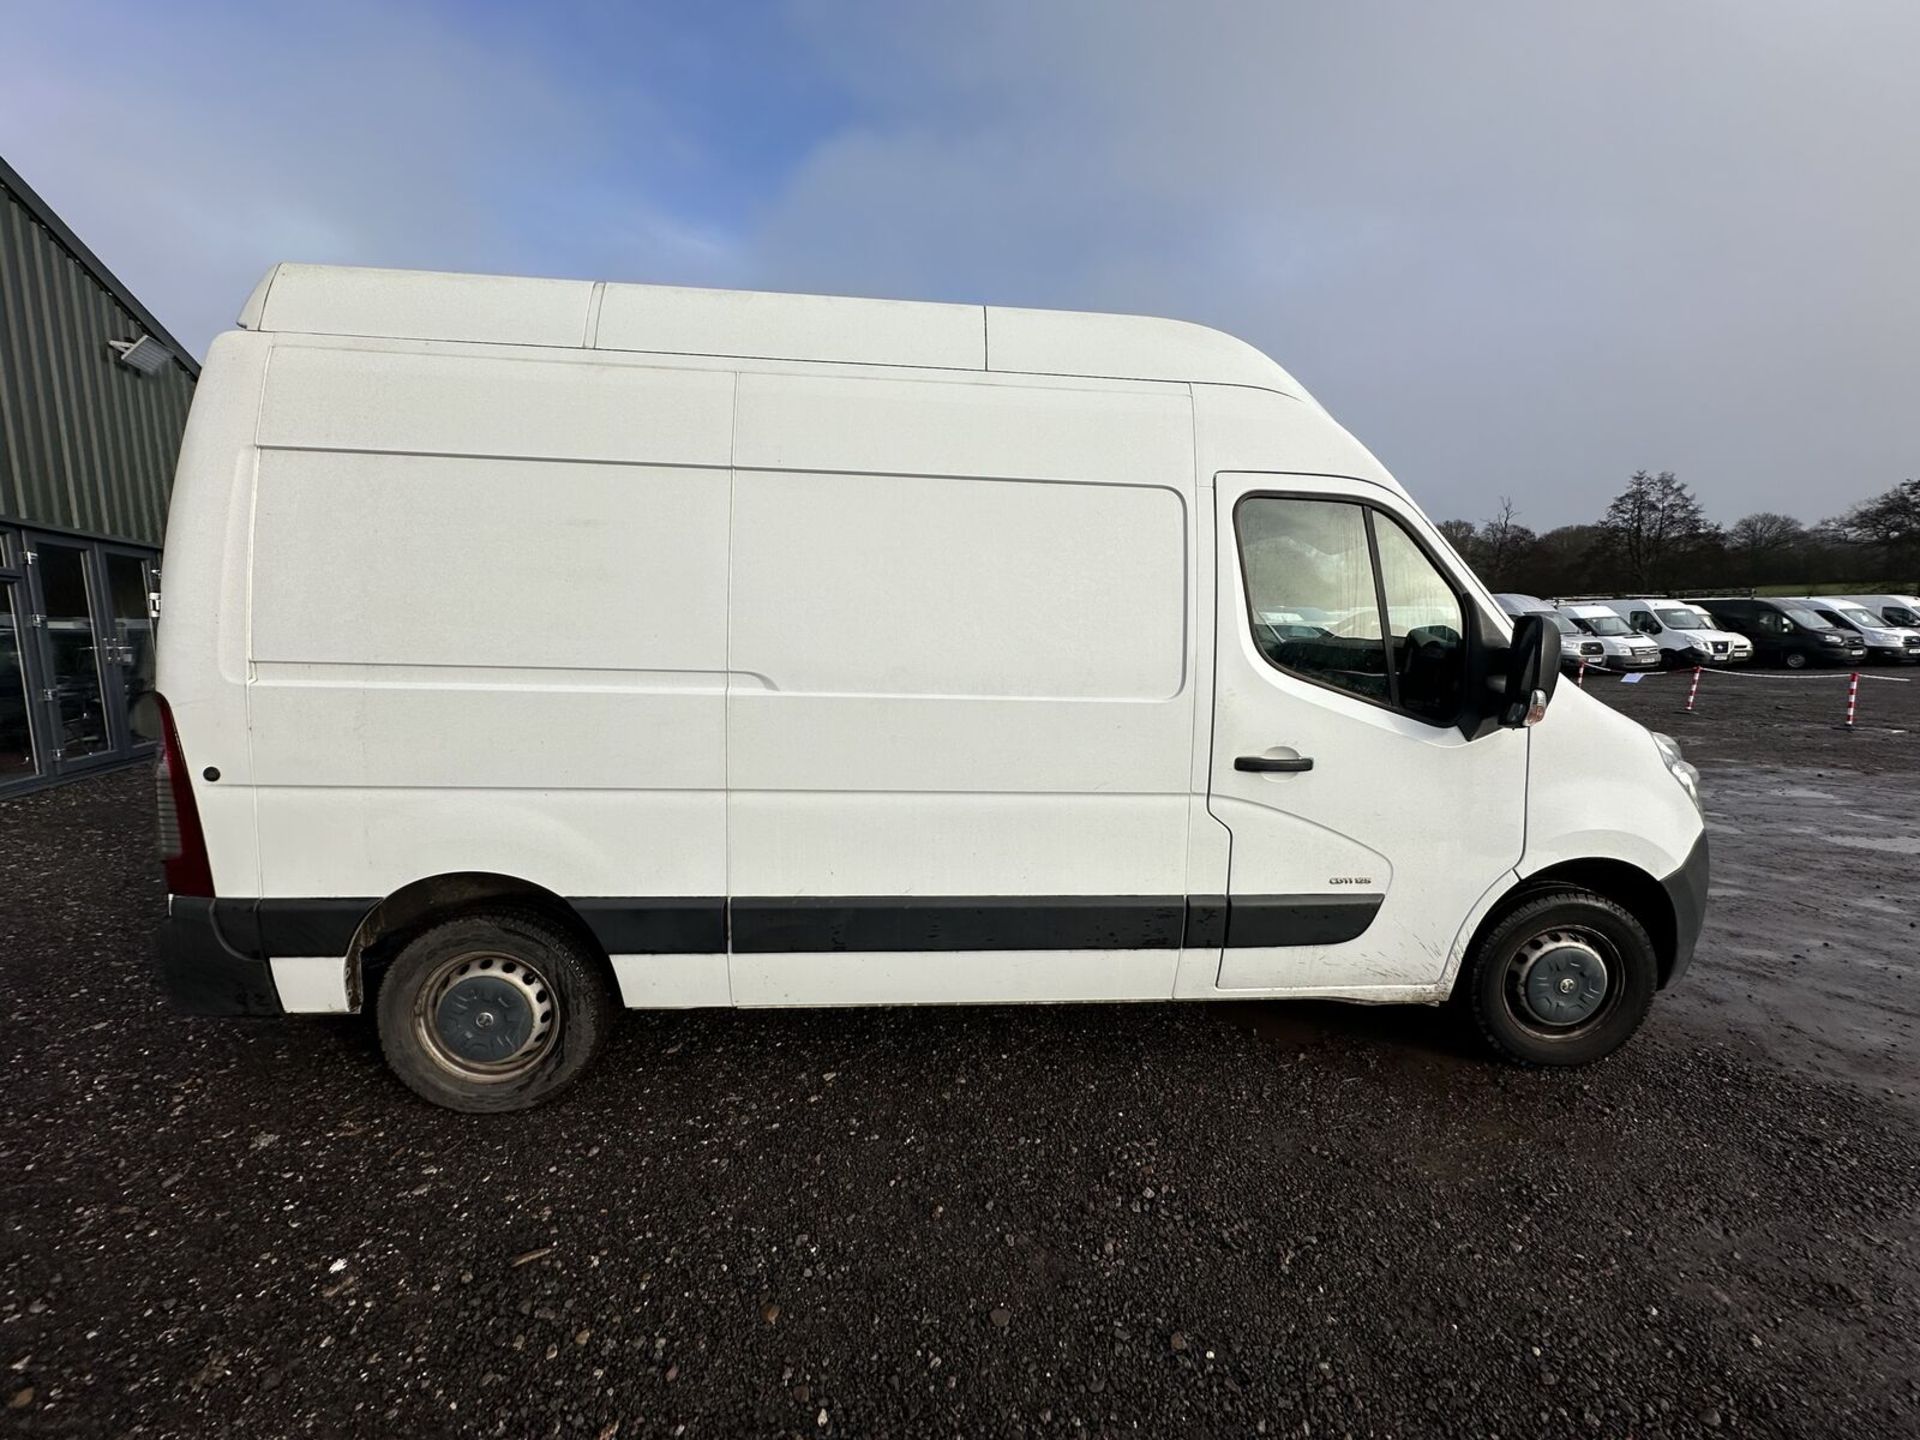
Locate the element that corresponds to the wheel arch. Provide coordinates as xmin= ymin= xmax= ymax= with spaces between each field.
xmin=346 ymin=872 xmax=612 ymax=1010
xmin=1477 ymin=857 xmax=1680 ymax=988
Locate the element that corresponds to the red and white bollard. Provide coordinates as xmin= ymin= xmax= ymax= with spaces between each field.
xmin=1684 ymin=665 xmax=1702 ymax=713
xmin=1845 ymin=671 xmax=1860 ymax=729
xmin=1576 ymin=660 xmax=1587 ymax=688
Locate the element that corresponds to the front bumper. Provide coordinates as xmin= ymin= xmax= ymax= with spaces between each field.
xmin=1658 ymin=831 xmax=1710 ymax=988
xmin=156 ymin=896 xmax=284 ymax=1016
xmin=1615 ymin=651 xmax=1663 ymax=670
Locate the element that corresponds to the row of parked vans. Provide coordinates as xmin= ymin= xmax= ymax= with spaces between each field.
xmin=1497 ymin=593 xmax=1920 ymax=671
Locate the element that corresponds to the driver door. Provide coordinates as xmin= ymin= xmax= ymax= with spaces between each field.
xmin=1206 ymin=476 xmax=1527 ymax=992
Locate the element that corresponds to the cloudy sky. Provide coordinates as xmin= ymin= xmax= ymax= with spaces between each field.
xmin=4 ymin=1 xmax=1915 ymax=527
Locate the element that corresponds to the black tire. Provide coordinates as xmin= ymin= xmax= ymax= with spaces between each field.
xmin=1465 ymin=888 xmax=1658 ymax=1067
xmin=376 ymin=910 xmax=614 ymax=1112
xmin=1783 ymin=650 xmax=1808 ymax=670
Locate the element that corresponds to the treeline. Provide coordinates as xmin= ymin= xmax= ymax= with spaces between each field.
xmin=1438 ymin=471 xmax=1920 ymax=597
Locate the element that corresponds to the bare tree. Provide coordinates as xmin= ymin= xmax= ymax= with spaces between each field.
xmin=1601 ymin=470 xmax=1716 ymax=590
xmin=1725 ymin=511 xmax=1806 ymax=582
xmin=1476 ymin=497 xmax=1537 ymax=588
xmin=1436 ymin=518 xmax=1481 ymax=567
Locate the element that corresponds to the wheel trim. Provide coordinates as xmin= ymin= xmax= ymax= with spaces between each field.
xmin=413 ymin=951 xmax=558 ymax=1083
xmin=1506 ymin=927 xmax=1620 ymax=1037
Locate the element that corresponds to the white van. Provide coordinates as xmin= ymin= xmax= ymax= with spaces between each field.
xmin=1800 ymin=597 xmax=1920 ymax=663
xmin=1670 ymin=603 xmax=1754 ymax=665
xmin=1551 ymin=604 xmax=1664 ymax=671
xmin=1840 ymin=594 xmax=1920 ymax=631
xmin=1600 ymin=599 xmax=1746 ymax=668
xmin=1493 ymin=593 xmax=1590 ymax=671
xmin=154 ymin=265 xmax=1708 ymax=1111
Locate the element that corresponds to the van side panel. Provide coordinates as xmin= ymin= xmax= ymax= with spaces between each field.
xmin=245 ymin=342 xmax=733 ymax=907
xmin=725 ymin=372 xmax=1198 ymax=1005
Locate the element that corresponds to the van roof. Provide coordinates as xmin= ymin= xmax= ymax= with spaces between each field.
xmin=235 ymin=263 xmax=1312 ymax=398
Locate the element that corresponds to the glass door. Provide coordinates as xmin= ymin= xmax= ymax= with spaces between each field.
xmin=0 ymin=580 xmax=37 ymax=784
xmin=26 ymin=537 xmax=117 ymax=775
xmin=102 ymin=549 xmax=158 ymax=751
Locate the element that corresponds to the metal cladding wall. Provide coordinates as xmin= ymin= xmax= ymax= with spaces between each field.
xmin=0 ymin=167 xmax=196 ymax=548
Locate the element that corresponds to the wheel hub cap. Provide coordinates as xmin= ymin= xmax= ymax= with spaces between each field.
xmin=1517 ymin=933 xmax=1611 ymax=1026
xmin=435 ymin=975 xmax=536 ymax=1062
xmin=419 ymin=954 xmax=556 ymax=1077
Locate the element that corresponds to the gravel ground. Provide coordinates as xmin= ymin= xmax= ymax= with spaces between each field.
xmin=2 ymin=676 xmax=1917 ymax=1438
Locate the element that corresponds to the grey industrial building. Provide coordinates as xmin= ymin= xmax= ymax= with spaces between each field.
xmin=1 ymin=154 xmax=197 ymax=794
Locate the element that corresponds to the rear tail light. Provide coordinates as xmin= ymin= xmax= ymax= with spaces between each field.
xmin=155 ymin=694 xmax=215 ymax=897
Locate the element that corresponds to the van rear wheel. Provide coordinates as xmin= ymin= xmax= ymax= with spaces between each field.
xmin=1465 ymin=889 xmax=1657 ymax=1067
xmin=376 ymin=911 xmax=614 ymax=1112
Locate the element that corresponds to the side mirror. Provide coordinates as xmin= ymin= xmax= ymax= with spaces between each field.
xmin=1498 ymin=613 xmax=1560 ymax=727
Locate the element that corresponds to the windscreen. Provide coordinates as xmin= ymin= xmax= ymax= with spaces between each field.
xmin=1573 ymin=613 xmax=1632 ymax=636
xmin=1655 ymin=607 xmax=1706 ymax=630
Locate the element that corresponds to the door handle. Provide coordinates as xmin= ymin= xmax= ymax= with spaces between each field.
xmin=1235 ymin=754 xmax=1314 ymax=773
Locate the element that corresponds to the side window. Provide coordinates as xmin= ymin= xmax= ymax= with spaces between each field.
xmin=1235 ymin=496 xmax=1466 ymax=724
xmin=1373 ymin=514 xmax=1466 ymax=723
xmin=1629 ymin=609 xmax=1656 ymax=633
xmin=1236 ymin=499 xmax=1389 ymax=705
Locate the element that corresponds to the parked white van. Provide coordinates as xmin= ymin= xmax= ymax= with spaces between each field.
xmin=1840 ymin=595 xmax=1920 ymax=631
xmin=1799 ymin=597 xmax=1920 ymax=663
xmin=1551 ymin=604 xmax=1663 ymax=671
xmin=1600 ymin=599 xmax=1746 ymax=668
xmin=154 ymin=265 xmax=1708 ymax=1111
xmin=1493 ymin=594 xmax=1591 ymax=671
xmin=1669 ymin=603 xmax=1754 ymax=665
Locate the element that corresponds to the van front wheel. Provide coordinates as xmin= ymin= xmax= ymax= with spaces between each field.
xmin=376 ymin=911 xmax=615 ymax=1112
xmin=1465 ymin=890 xmax=1657 ymax=1067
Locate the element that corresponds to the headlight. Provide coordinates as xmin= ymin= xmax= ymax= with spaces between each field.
xmin=1821 ymin=634 xmax=1844 ymax=645
xmin=1650 ymin=730 xmax=1702 ymax=812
